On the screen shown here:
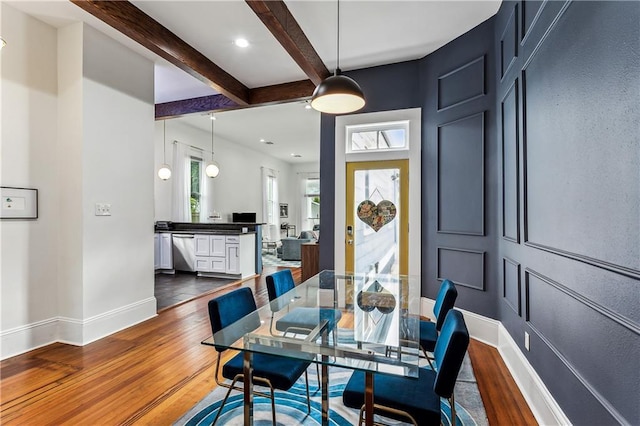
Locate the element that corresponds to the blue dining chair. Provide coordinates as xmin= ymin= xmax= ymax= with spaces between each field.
xmin=342 ymin=309 xmax=470 ymax=426
xmin=208 ymin=287 xmax=312 ymax=425
xmin=420 ymin=279 xmax=458 ymax=367
xmin=266 ymin=269 xmax=343 ymax=338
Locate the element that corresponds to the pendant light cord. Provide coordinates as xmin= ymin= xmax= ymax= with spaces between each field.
xmin=211 ymin=113 xmax=216 ymax=161
xmin=336 ymin=0 xmax=340 ymax=73
xmin=163 ymin=120 xmax=167 ymax=162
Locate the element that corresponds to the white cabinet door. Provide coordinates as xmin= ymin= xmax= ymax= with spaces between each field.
xmin=210 ymin=236 xmax=226 ymax=257
xmin=154 ymin=234 xmax=160 ymax=269
xmin=195 ymin=257 xmax=210 ymax=272
xmin=226 ymin=244 xmax=240 ymax=274
xmin=210 ymin=257 xmax=226 ymax=273
xmin=194 ymin=235 xmax=210 ymax=256
xmin=160 ymin=233 xmax=173 ymax=269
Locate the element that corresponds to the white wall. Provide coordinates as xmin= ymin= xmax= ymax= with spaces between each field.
xmin=154 ymin=120 xmax=297 ymax=226
xmin=80 ymin=25 xmax=156 ymax=337
xmin=1 ymin=6 xmax=157 ymax=358
xmin=1 ymin=3 xmax=61 ymax=353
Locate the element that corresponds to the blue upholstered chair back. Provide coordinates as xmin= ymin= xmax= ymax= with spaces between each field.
xmin=208 ymin=287 xmax=260 ymax=353
xmin=433 ymin=310 xmax=469 ymax=399
xmin=433 ymin=279 xmax=458 ymax=331
xmin=266 ymin=269 xmax=296 ymax=301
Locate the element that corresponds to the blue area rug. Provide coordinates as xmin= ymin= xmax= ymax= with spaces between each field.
xmin=175 ymin=358 xmax=487 ymax=426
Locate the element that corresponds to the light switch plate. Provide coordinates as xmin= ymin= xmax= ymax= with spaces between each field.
xmin=95 ymin=203 xmax=112 ymax=216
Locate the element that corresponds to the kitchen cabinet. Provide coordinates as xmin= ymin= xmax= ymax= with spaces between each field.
xmin=195 ymin=234 xmax=255 ymax=278
xmin=154 ymin=232 xmax=173 ymax=271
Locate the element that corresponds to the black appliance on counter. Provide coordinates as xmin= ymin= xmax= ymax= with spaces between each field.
xmin=232 ymin=212 xmax=256 ymax=223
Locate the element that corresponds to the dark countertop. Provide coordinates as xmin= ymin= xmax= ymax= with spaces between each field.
xmin=166 ymin=229 xmax=256 ymax=235
xmin=155 ymin=221 xmax=263 ymax=234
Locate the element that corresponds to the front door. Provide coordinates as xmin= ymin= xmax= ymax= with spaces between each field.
xmin=345 ymin=160 xmax=409 ymax=277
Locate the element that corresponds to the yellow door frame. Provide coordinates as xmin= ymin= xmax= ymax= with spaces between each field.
xmin=345 ymin=159 xmax=409 ymax=275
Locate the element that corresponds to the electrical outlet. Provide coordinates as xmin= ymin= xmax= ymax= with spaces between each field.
xmin=525 ymin=331 xmax=530 ymax=351
xmin=95 ymin=203 xmax=112 ymax=216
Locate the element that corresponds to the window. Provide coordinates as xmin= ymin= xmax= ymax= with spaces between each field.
xmin=302 ymin=177 xmax=320 ymax=232
xmin=190 ymin=157 xmax=202 ymax=220
xmin=347 ymin=121 xmax=409 ymax=153
xmin=266 ymin=174 xmax=277 ymax=225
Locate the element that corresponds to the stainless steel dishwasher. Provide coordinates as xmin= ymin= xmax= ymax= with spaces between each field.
xmin=172 ymin=234 xmax=196 ymax=272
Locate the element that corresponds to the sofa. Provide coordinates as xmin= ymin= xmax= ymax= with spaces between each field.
xmin=280 ymin=231 xmax=316 ymax=261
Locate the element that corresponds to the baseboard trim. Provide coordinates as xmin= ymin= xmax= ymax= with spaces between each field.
xmin=1 ymin=297 xmax=157 ymax=360
xmin=421 ymin=298 xmax=500 ymax=346
xmin=420 ymin=297 xmax=570 ymax=425
xmin=0 ymin=318 xmax=59 ymax=360
xmin=497 ymin=323 xmax=571 ymax=426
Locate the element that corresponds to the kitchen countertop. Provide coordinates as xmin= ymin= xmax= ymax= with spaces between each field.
xmin=164 ymin=229 xmax=256 ymax=235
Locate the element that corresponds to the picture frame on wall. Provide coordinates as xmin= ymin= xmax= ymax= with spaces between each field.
xmin=279 ymin=203 xmax=288 ymax=218
xmin=1 ymin=187 xmax=38 ymax=219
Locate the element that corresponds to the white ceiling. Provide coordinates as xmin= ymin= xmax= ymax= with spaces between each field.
xmin=7 ymin=0 xmax=501 ymax=164
xmin=177 ymin=102 xmax=321 ymax=164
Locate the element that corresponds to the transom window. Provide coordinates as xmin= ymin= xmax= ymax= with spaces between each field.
xmin=346 ymin=121 xmax=409 ymax=153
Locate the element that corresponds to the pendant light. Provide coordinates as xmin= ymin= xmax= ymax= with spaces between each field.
xmin=158 ymin=120 xmax=172 ymax=180
xmin=310 ymin=0 xmax=365 ymax=114
xmin=205 ymin=114 xmax=220 ymax=178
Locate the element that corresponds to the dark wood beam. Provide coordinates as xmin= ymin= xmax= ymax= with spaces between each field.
xmin=154 ymin=80 xmax=315 ymax=118
xmin=70 ymin=0 xmax=250 ymax=105
xmin=155 ymin=94 xmax=240 ymax=120
xmin=250 ymin=79 xmax=316 ymax=105
xmin=245 ymin=0 xmax=330 ymax=86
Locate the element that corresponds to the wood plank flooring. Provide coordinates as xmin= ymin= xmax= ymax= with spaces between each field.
xmin=0 ymin=267 xmax=536 ymax=425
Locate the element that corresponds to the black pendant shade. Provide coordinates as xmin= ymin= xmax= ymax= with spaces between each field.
xmin=311 ymin=69 xmax=365 ymax=114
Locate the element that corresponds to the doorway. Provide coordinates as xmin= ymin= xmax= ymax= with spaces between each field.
xmin=345 ymin=160 xmax=409 ymax=277
xmin=334 ymin=108 xmax=422 ymax=277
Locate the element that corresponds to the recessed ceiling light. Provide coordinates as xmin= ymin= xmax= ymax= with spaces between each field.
xmin=259 ymin=138 xmax=265 ymax=143
xmin=234 ymin=38 xmax=249 ymax=48
xmin=291 ymin=153 xmax=302 ymax=158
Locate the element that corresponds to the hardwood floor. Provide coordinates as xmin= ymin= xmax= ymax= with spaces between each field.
xmin=1 ymin=266 xmax=536 ymax=425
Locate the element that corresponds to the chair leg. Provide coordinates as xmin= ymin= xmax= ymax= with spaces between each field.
xmin=212 ymin=374 xmax=242 ymax=425
xmin=270 ymin=385 xmax=276 ymax=425
xmin=304 ymin=370 xmax=311 ymax=413
xmin=450 ymin=393 xmax=457 ymax=426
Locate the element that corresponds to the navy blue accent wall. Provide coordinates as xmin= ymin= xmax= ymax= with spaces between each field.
xmin=318 ymin=61 xmax=420 ymax=271
xmin=418 ymin=18 xmax=498 ymax=319
xmin=496 ymin=1 xmax=640 ymax=424
xmin=319 ymin=2 xmax=638 ymax=422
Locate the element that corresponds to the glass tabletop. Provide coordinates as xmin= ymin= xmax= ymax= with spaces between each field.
xmin=203 ymin=270 xmax=421 ymax=378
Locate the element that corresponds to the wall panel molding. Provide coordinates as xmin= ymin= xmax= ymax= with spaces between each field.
xmin=437 ymin=55 xmax=486 ymax=111
xmin=521 ymin=3 xmax=640 ymax=279
xmin=521 ymin=0 xmax=548 ymax=44
xmin=437 ymin=247 xmax=486 ymax=291
xmin=501 ymin=78 xmax=520 ymax=243
xmin=500 ymin=3 xmax=519 ymax=80
xmin=503 ymin=257 xmax=521 ymax=315
xmin=524 ymin=269 xmax=639 ymax=333
xmin=437 ymin=112 xmax=485 ymax=236
xmin=524 ymin=268 xmax=638 ymax=424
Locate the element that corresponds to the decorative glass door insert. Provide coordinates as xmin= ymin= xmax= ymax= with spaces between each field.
xmin=346 ymin=160 xmax=409 ymax=278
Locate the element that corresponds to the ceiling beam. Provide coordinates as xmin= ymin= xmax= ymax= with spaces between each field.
xmin=155 ymin=94 xmax=240 ymax=120
xmin=70 ymin=0 xmax=251 ymax=105
xmin=245 ymin=0 xmax=330 ymax=86
xmin=155 ymin=80 xmax=315 ymax=119
xmin=250 ymin=79 xmax=316 ymax=105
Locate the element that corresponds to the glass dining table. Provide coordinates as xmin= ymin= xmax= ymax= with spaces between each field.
xmin=202 ymin=270 xmax=421 ymax=426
